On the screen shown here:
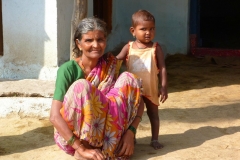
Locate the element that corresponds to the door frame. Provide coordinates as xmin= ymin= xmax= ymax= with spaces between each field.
xmin=189 ymin=0 xmax=240 ymax=57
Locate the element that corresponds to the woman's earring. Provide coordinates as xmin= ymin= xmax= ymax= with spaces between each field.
xmin=133 ymin=35 xmax=136 ymax=39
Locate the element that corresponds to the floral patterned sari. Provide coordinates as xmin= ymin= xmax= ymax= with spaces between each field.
xmin=54 ymin=53 xmax=142 ymax=159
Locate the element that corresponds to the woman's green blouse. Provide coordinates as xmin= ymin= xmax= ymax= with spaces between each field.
xmin=53 ymin=60 xmax=85 ymax=101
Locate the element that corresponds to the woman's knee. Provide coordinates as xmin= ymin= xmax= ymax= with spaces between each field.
xmin=72 ymin=79 xmax=91 ymax=87
xmin=64 ymin=79 xmax=94 ymax=101
xmin=71 ymin=79 xmax=93 ymax=92
xmin=116 ymin=71 xmax=142 ymax=88
xmin=119 ymin=71 xmax=135 ymax=79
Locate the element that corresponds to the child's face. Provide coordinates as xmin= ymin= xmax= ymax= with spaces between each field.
xmin=131 ymin=20 xmax=155 ymax=43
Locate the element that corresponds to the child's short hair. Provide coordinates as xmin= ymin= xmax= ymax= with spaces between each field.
xmin=131 ymin=10 xmax=155 ymax=27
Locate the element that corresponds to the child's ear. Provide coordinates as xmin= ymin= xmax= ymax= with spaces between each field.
xmin=130 ymin=27 xmax=135 ymax=37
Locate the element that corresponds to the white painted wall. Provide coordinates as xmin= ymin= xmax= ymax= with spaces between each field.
xmin=0 ymin=0 xmax=189 ymax=80
xmin=0 ymin=0 xmax=73 ymax=80
xmin=107 ymin=0 xmax=190 ymax=56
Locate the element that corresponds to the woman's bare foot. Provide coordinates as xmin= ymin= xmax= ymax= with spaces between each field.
xmin=150 ymin=140 xmax=164 ymax=150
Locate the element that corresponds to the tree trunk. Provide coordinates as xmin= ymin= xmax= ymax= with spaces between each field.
xmin=70 ymin=0 xmax=87 ymax=59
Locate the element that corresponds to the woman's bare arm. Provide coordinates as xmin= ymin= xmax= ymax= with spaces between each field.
xmin=50 ymin=100 xmax=74 ymax=141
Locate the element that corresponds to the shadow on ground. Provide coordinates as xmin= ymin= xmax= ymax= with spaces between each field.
xmin=166 ymin=54 xmax=240 ymax=93
xmin=134 ymin=102 xmax=240 ymax=159
xmin=160 ymin=102 xmax=240 ymax=123
xmin=132 ymin=125 xmax=240 ymax=160
xmin=0 ymin=126 xmax=54 ymax=155
xmin=1 ymin=102 xmax=239 ymax=157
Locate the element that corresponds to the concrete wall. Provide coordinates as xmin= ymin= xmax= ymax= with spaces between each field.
xmin=0 ymin=0 xmax=73 ymax=80
xmin=107 ymin=0 xmax=190 ymax=56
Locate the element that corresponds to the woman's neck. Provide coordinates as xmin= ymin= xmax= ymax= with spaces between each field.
xmin=76 ymin=56 xmax=98 ymax=76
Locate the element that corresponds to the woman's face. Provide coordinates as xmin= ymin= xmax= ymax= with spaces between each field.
xmin=77 ymin=30 xmax=106 ymax=60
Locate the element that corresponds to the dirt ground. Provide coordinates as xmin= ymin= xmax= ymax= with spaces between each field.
xmin=1 ymin=54 xmax=240 ymax=160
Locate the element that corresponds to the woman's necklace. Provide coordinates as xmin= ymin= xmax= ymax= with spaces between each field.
xmin=135 ymin=41 xmax=147 ymax=49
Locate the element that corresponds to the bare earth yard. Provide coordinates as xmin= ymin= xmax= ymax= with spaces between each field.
xmin=1 ymin=54 xmax=240 ymax=160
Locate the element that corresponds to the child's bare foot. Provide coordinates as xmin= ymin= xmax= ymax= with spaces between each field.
xmin=150 ymin=140 xmax=164 ymax=150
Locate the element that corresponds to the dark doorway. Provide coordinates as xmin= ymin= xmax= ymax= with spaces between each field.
xmin=93 ymin=0 xmax=112 ymax=33
xmin=190 ymin=0 xmax=240 ymax=57
xmin=200 ymin=0 xmax=240 ymax=49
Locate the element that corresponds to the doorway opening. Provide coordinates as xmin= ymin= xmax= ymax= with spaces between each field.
xmin=190 ymin=0 xmax=240 ymax=57
xmin=200 ymin=0 xmax=240 ymax=49
xmin=93 ymin=0 xmax=112 ymax=33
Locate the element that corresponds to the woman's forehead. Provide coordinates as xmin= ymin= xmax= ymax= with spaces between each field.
xmin=82 ymin=30 xmax=105 ymax=38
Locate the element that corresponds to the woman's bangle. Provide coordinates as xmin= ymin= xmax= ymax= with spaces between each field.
xmin=128 ymin=125 xmax=136 ymax=135
xmin=135 ymin=115 xmax=142 ymax=122
xmin=67 ymin=134 xmax=76 ymax=146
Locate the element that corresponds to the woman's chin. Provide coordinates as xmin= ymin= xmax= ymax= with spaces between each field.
xmin=91 ymin=53 xmax=104 ymax=59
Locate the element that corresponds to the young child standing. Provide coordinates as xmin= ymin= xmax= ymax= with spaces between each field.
xmin=116 ymin=10 xmax=168 ymax=150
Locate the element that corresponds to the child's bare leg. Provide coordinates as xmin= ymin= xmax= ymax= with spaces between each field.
xmin=143 ymin=97 xmax=163 ymax=150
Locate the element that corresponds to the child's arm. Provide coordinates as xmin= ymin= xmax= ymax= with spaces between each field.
xmin=156 ymin=45 xmax=168 ymax=103
xmin=116 ymin=44 xmax=129 ymax=60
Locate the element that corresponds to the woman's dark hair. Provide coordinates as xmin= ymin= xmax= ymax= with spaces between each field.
xmin=72 ymin=17 xmax=107 ymax=58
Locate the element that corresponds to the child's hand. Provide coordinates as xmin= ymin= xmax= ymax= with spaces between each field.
xmin=158 ymin=87 xmax=168 ymax=103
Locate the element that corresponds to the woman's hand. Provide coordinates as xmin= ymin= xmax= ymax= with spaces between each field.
xmin=76 ymin=148 xmax=105 ymax=160
xmin=115 ymin=130 xmax=135 ymax=158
